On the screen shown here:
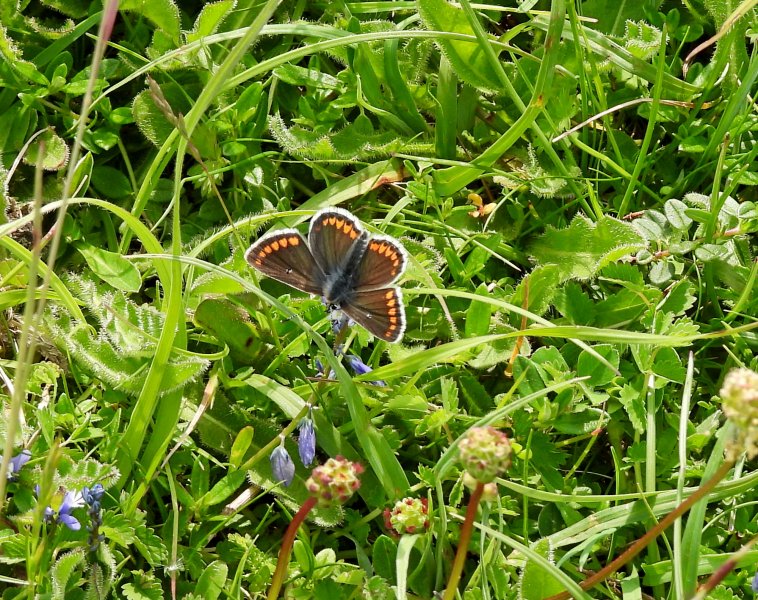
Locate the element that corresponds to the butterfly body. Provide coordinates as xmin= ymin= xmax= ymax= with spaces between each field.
xmin=245 ymin=208 xmax=407 ymax=342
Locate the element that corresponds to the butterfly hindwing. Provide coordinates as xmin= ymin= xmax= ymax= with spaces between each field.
xmin=354 ymin=235 xmax=407 ymax=290
xmin=245 ymin=230 xmax=323 ymax=295
xmin=341 ymin=287 xmax=406 ymax=343
xmin=308 ymin=208 xmax=365 ymax=275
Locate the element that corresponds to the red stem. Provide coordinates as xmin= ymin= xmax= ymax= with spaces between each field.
xmin=443 ymin=482 xmax=485 ymax=600
xmin=545 ymin=460 xmax=734 ymax=600
xmin=267 ymin=496 xmax=318 ymax=599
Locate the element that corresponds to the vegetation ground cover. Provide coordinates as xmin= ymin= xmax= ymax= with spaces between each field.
xmin=0 ymin=0 xmax=757 ymax=598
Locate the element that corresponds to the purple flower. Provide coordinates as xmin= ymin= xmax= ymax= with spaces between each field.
xmin=83 ymin=484 xmax=105 ymax=509
xmin=298 ymin=415 xmax=316 ymax=467
xmin=270 ymin=441 xmax=295 ymax=487
xmin=6 ymin=449 xmax=31 ymax=480
xmin=42 ymin=490 xmax=85 ymax=531
xmin=345 ymin=354 xmax=372 ymax=375
xmin=753 ymin=571 xmax=758 ymax=593
xmin=345 ymin=354 xmax=386 ymax=386
xmin=314 ymin=359 xmax=335 ymax=380
xmin=58 ymin=490 xmax=85 ymax=530
xmin=83 ymin=484 xmax=105 ymax=552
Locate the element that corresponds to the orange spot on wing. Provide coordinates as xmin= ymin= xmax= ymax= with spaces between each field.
xmin=387 ymin=299 xmax=396 ymax=307
xmin=335 ymin=218 xmax=345 ymax=229
xmin=390 ymin=316 xmax=398 ymax=324
xmin=271 ymin=241 xmax=280 ymax=251
xmin=350 ymin=230 xmax=358 ymax=239
xmin=389 ymin=308 xmax=397 ymax=316
xmin=279 ymin=238 xmax=288 ymax=248
xmin=264 ymin=246 xmax=273 ymax=254
xmin=385 ymin=290 xmax=393 ymax=299
xmin=258 ymin=251 xmax=266 ymax=258
xmin=289 ymin=236 xmax=300 ymax=245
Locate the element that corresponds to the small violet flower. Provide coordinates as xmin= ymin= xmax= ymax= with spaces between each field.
xmin=270 ymin=438 xmax=295 ymax=487
xmin=298 ymin=409 xmax=316 ymax=467
xmin=752 ymin=570 xmax=758 ymax=593
xmin=6 ymin=449 xmax=31 ymax=480
xmin=83 ymin=483 xmax=106 ymax=552
xmin=43 ymin=490 xmax=86 ymax=531
xmin=345 ymin=354 xmax=386 ymax=387
xmin=314 ymin=359 xmax=335 ymax=380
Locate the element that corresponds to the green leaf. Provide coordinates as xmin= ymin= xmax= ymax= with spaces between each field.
xmin=511 ymin=264 xmax=563 ymax=317
xmin=121 ymin=570 xmax=163 ymax=600
xmin=76 ymin=242 xmax=141 ymax=292
xmin=555 ymin=282 xmax=596 ymax=325
xmin=664 ymin=198 xmax=693 ymax=230
xmin=648 ymin=260 xmax=675 ymax=285
xmin=197 ymin=470 xmax=247 ymax=511
xmin=91 ymin=165 xmax=132 ymax=199
xmin=659 ymin=280 xmax=696 ymax=315
xmin=51 ymin=549 xmax=87 ymax=600
xmin=520 ymin=539 xmax=564 ymax=599
xmin=373 ymin=535 xmax=397 ymax=581
xmin=24 ymin=129 xmax=69 ymax=171
xmin=417 ymin=0 xmax=502 ymax=91
xmin=45 ymin=276 xmax=209 ymax=396
xmin=230 ymin=427 xmax=254 ymax=468
xmin=576 ymin=345 xmax=619 ymax=387
xmin=120 ymin=0 xmax=180 ymax=41
xmin=195 ymin=561 xmax=227 ymax=600
xmin=69 ymin=152 xmax=94 ymax=196
xmin=618 ymin=384 xmax=645 ymax=433
xmin=465 ymin=283 xmax=492 ymax=337
xmin=185 ymin=0 xmax=235 ymax=44
xmin=530 ymin=215 xmax=645 ymax=280
xmin=242 ymin=374 xmax=305 ymax=418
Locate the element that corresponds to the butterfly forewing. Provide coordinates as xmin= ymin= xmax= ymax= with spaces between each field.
xmin=245 ymin=231 xmax=323 ymax=295
xmin=308 ymin=208 xmax=365 ymax=274
xmin=342 ymin=287 xmax=406 ymax=343
xmin=354 ymin=235 xmax=407 ymax=290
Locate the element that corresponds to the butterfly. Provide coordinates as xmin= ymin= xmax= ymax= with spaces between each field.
xmin=245 ymin=207 xmax=407 ymax=343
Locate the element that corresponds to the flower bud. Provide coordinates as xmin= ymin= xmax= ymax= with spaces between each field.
xmin=306 ymin=456 xmax=363 ymax=507
xmin=270 ymin=441 xmax=295 ymax=487
xmin=383 ymin=497 xmax=429 ymax=535
xmin=721 ymin=367 xmax=758 ymax=458
xmin=458 ymin=426 xmax=511 ymax=483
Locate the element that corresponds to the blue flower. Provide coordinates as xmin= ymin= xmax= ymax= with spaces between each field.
xmin=752 ymin=571 xmax=758 ymax=593
xmin=6 ymin=449 xmax=31 ymax=480
xmin=83 ymin=484 xmax=105 ymax=552
xmin=44 ymin=490 xmax=85 ymax=531
xmin=345 ymin=354 xmax=386 ymax=386
xmin=298 ymin=415 xmax=316 ymax=467
xmin=270 ymin=441 xmax=295 ymax=487
xmin=82 ymin=483 xmax=105 ymax=507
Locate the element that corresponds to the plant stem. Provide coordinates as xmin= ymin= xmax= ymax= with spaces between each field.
xmin=443 ymin=481 xmax=484 ymax=600
xmin=544 ymin=460 xmax=735 ymax=600
xmin=267 ymin=496 xmax=317 ymax=600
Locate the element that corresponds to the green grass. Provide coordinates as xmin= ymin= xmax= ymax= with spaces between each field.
xmin=0 ymin=0 xmax=756 ymax=598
